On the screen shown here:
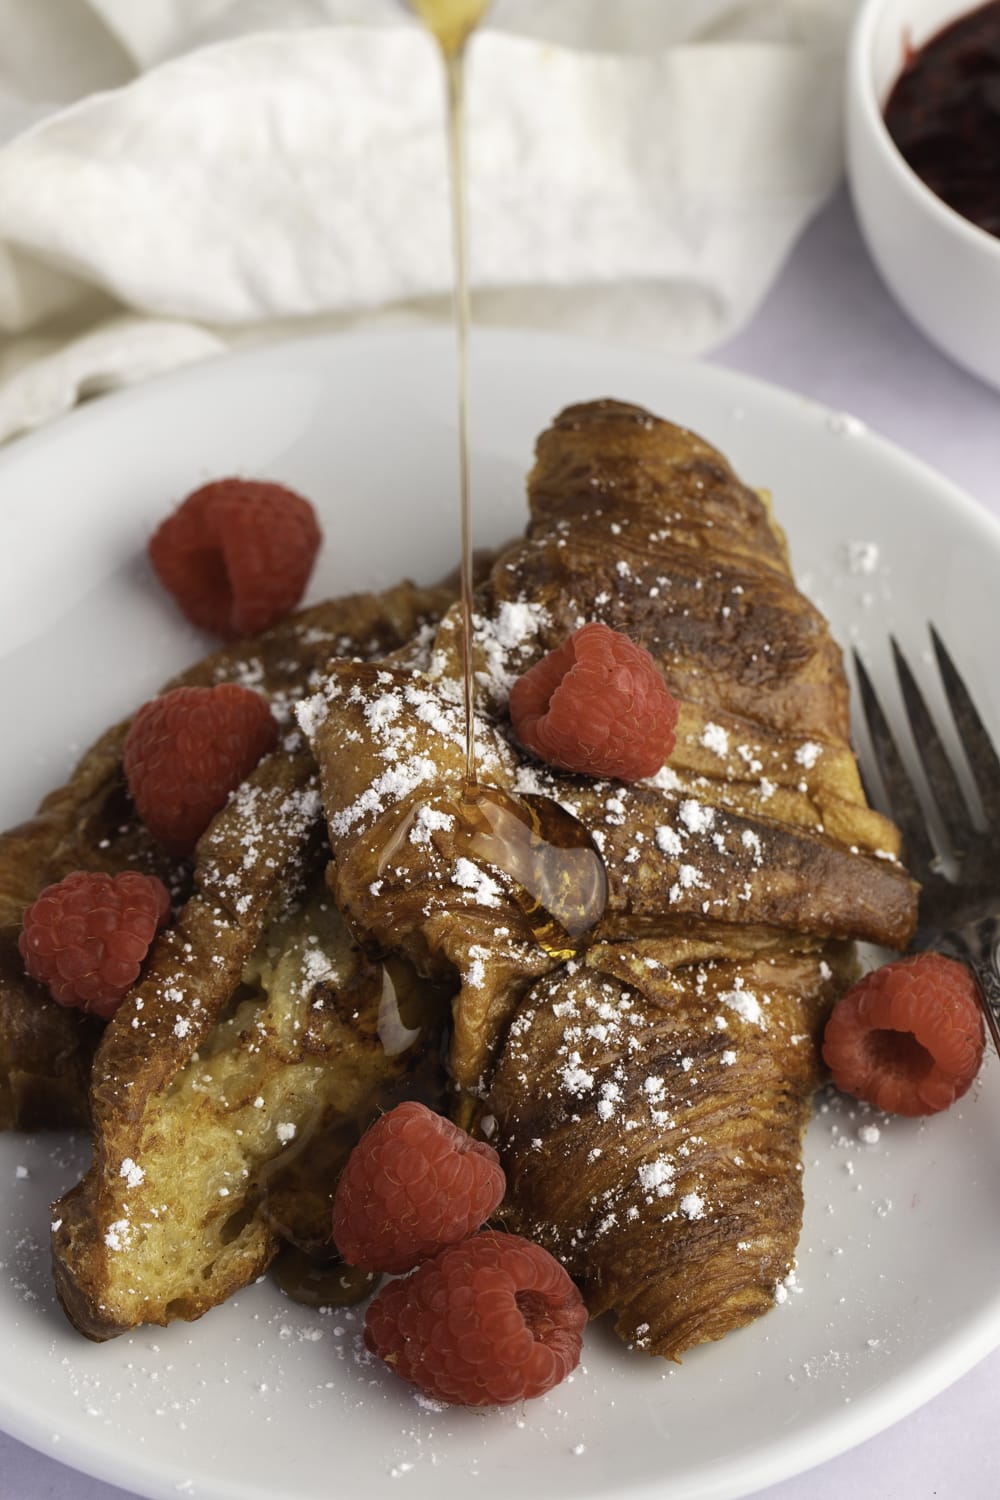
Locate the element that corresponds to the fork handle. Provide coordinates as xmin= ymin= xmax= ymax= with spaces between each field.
xmin=937 ymin=916 xmax=1000 ymax=1059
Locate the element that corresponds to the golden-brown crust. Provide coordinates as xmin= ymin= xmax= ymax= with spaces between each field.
xmin=306 ymin=406 xmax=916 ymax=1093
xmin=52 ymin=844 xmax=447 ymax=1341
xmin=302 ymin=399 xmax=919 ymax=1360
xmin=0 ymin=935 xmax=98 ymax=1130
xmin=46 ymin=581 xmax=457 ymax=1340
xmin=489 ymin=939 xmax=850 ymax=1359
xmin=0 ymin=582 xmax=454 ymax=1132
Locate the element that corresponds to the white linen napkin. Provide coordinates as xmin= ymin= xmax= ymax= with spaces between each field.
xmin=0 ymin=0 xmax=855 ymax=445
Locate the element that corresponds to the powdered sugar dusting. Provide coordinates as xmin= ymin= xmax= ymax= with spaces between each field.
xmin=452 ymin=859 xmax=503 ymax=907
xmin=794 ymin=741 xmax=822 ymax=770
xmin=330 ymin=756 xmax=439 ymax=838
xmin=118 ymin=1159 xmax=144 ymax=1189
xmin=638 ymin=1157 xmax=676 ymax=1199
xmin=700 ymin=722 xmax=729 ymax=757
xmin=654 ymin=824 xmax=682 ymax=856
xmin=719 ymin=980 xmax=765 ymax=1028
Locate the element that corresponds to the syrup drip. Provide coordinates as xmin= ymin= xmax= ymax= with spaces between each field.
xmin=378 ymin=784 xmax=607 ymax=959
xmin=409 ymin=0 xmax=490 ymax=58
xmin=410 ymin=0 xmax=491 ymax=783
xmin=271 ymin=1245 xmax=379 ymax=1309
xmin=377 ymin=964 xmax=423 ymax=1056
xmin=404 ymin=0 xmax=608 ymax=953
xmin=459 ymin=784 xmax=608 ymax=957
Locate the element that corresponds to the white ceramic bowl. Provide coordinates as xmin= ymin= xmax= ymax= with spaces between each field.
xmin=846 ymin=0 xmax=1000 ymax=390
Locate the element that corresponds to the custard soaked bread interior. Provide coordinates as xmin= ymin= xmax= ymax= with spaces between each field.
xmin=52 ymin=780 xmax=450 ymax=1340
xmin=301 ymin=399 xmax=917 ymax=1359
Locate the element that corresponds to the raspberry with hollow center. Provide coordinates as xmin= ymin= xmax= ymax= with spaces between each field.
xmin=123 ymin=683 xmax=278 ymax=857
xmin=148 ymin=478 xmax=321 ymax=638
xmin=822 ymin=952 xmax=984 ymax=1116
xmin=333 ymin=1101 xmax=505 ymax=1274
xmin=364 ymin=1230 xmax=587 ymax=1406
xmin=19 ymin=870 xmax=171 ymax=1020
xmin=509 ymin=621 xmax=679 ymax=781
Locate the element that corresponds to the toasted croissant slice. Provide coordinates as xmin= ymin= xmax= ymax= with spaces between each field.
xmin=301 ymin=399 xmax=918 ymax=1357
xmin=489 ymin=938 xmax=851 ymax=1358
xmin=52 ymin=774 xmax=449 ymax=1340
xmin=301 ymin=402 xmax=915 ymax=1094
xmin=45 ymin=581 xmax=456 ymax=1340
xmin=0 ymin=581 xmax=453 ymax=1131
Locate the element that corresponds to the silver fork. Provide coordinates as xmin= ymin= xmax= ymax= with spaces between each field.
xmin=853 ymin=627 xmax=1000 ymax=1056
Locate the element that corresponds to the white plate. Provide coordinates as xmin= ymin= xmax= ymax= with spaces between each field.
xmin=1 ymin=328 xmax=999 ymax=1500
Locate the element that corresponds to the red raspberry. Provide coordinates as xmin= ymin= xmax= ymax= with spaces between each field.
xmin=509 ymin=621 xmax=678 ymax=781
xmin=365 ymin=1230 xmax=587 ymax=1406
xmin=148 ymin=478 xmax=321 ymax=638
xmin=18 ymin=870 xmax=171 ymax=1020
xmin=123 ymin=684 xmax=278 ymax=856
xmin=332 ymin=1101 xmax=505 ymax=1274
xmin=822 ymin=953 xmax=984 ymax=1117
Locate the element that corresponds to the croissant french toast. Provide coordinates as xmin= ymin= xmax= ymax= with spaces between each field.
xmin=0 ymin=580 xmax=453 ymax=1132
xmin=300 ymin=399 xmax=918 ymax=1359
xmin=489 ymin=940 xmax=848 ymax=1357
xmin=51 ymin=754 xmax=450 ymax=1340
xmin=3 ymin=581 xmax=454 ymax=1339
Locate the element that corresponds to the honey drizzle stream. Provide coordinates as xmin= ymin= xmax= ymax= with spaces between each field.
xmin=412 ymin=0 xmax=489 ymax=783
xmin=404 ymin=1 xmax=608 ymax=958
xmin=445 ymin=47 xmax=478 ymax=786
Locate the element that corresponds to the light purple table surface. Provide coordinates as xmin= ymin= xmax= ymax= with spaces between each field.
xmin=1 ymin=186 xmax=998 ymax=1500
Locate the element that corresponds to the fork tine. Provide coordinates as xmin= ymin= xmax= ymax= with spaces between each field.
xmin=854 ymin=749 xmax=880 ymax=814
xmin=852 ymin=650 xmax=937 ymax=885
xmin=891 ymin=637 xmax=978 ymax=854
xmin=930 ymin=625 xmax=1000 ymax=832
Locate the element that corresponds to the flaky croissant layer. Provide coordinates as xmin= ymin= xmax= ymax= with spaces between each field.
xmin=301 ymin=399 xmax=918 ymax=1360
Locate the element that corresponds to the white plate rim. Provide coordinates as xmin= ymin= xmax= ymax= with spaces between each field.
xmin=1 ymin=324 xmax=998 ymax=1500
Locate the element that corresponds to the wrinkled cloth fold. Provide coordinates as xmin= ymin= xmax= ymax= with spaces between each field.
xmin=0 ymin=0 xmax=855 ymax=444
